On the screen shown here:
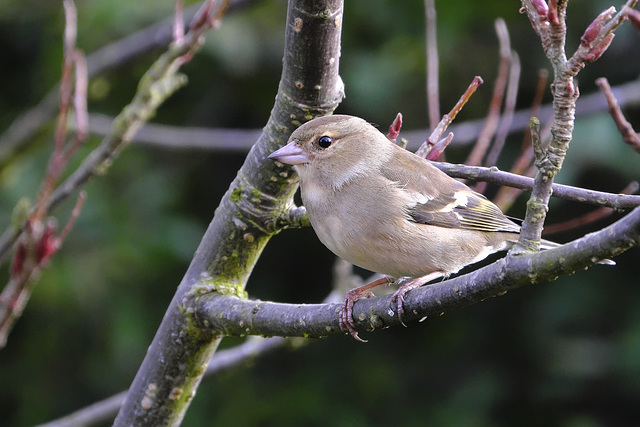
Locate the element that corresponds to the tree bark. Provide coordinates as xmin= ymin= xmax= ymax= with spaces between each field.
xmin=193 ymin=206 xmax=640 ymax=338
xmin=114 ymin=0 xmax=344 ymax=425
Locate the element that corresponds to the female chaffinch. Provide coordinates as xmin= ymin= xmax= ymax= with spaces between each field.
xmin=269 ymin=115 xmax=560 ymax=341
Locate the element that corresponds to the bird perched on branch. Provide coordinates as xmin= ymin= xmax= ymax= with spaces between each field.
xmin=268 ymin=115 xmax=565 ymax=341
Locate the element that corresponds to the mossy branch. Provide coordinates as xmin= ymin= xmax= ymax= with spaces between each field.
xmin=193 ymin=206 xmax=640 ymax=339
xmin=113 ymin=1 xmax=345 ymax=425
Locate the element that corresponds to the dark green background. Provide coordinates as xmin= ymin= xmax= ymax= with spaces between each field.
xmin=1 ymin=1 xmax=640 ymax=425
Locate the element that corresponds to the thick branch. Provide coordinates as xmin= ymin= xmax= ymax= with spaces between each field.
xmin=193 ymin=206 xmax=640 ymax=338
xmin=113 ymin=1 xmax=344 ymax=425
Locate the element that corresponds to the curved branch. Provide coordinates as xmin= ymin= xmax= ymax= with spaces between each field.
xmin=193 ymin=206 xmax=640 ymax=339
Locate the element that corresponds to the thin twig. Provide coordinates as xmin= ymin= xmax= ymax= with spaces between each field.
xmin=0 ymin=0 xmax=89 ymax=348
xmin=174 ymin=0 xmax=185 ymax=45
xmin=432 ymin=162 xmax=640 ymax=210
xmin=520 ymin=69 xmax=548 ymax=158
xmin=0 ymin=0 xmax=255 ymax=169
xmin=57 ymin=192 xmax=87 ymax=243
xmin=543 ymin=182 xmax=639 ymax=235
xmin=596 ymin=77 xmax=640 ymax=154
xmin=466 ymin=18 xmax=511 ymax=167
xmin=425 ymin=0 xmax=440 ymax=131
xmin=485 ymin=50 xmax=521 ymax=168
xmin=415 ymin=76 xmax=483 ymax=158
xmin=629 ymin=8 xmax=640 ymax=31
xmin=476 ymin=50 xmax=521 ymax=193
xmin=0 ymin=1 xmax=232 ymax=263
xmin=493 ymin=68 xmax=548 ymax=211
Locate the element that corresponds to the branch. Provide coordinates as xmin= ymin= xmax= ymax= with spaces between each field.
xmin=466 ymin=18 xmax=512 ymax=167
xmin=244 ymin=161 xmax=640 ymax=232
xmin=416 ymin=76 xmax=483 ymax=159
xmin=113 ymin=1 xmax=345 ymax=425
xmin=596 ymin=77 xmax=640 ymax=154
xmin=516 ymin=0 xmax=637 ymax=252
xmin=0 ymin=0 xmax=256 ymax=170
xmin=484 ymin=50 xmax=521 ymax=169
xmin=432 ymin=162 xmax=640 ymax=210
xmin=72 ymin=78 xmax=640 ymax=154
xmin=543 ymin=182 xmax=639 ymax=235
xmin=424 ymin=0 xmax=440 ymax=131
xmin=39 ymin=337 xmax=291 ymax=427
xmin=0 ymin=0 xmax=89 ymax=348
xmin=0 ymin=1 xmax=231 ymax=263
xmin=193 ymin=206 xmax=640 ymax=338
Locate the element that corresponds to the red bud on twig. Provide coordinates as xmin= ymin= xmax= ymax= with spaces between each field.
xmin=36 ymin=220 xmax=59 ymax=266
xmin=531 ymin=0 xmax=549 ymax=17
xmin=426 ymin=132 xmax=454 ymax=161
xmin=386 ymin=113 xmax=403 ymax=143
xmin=585 ymin=33 xmax=615 ymax=62
xmin=581 ymin=7 xmax=616 ymax=47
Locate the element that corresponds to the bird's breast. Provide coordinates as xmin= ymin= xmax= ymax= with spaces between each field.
xmin=300 ymin=178 xmax=406 ymax=274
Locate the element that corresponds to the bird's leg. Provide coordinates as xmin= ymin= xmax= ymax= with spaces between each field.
xmin=390 ymin=271 xmax=445 ymax=327
xmin=339 ymin=276 xmax=391 ymax=342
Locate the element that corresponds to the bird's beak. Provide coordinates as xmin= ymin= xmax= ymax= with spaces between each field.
xmin=268 ymin=141 xmax=309 ymax=165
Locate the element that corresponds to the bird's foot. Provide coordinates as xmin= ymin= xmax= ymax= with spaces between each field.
xmin=338 ymin=277 xmax=390 ymax=342
xmin=389 ymin=272 xmax=445 ymax=327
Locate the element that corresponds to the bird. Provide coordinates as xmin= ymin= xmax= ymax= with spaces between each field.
xmin=268 ymin=115 xmax=575 ymax=341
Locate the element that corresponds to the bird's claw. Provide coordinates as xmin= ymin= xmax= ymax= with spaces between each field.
xmin=387 ymin=272 xmax=444 ymax=328
xmin=337 ymin=277 xmax=392 ymax=342
xmin=389 ymin=288 xmax=409 ymax=327
xmin=338 ymin=289 xmax=376 ymax=342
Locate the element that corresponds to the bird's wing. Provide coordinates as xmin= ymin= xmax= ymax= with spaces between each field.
xmin=380 ymin=147 xmax=521 ymax=234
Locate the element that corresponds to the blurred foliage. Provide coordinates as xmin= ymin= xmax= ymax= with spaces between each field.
xmin=0 ymin=0 xmax=640 ymax=426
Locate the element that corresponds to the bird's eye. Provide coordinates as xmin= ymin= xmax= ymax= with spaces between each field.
xmin=318 ymin=135 xmax=333 ymax=149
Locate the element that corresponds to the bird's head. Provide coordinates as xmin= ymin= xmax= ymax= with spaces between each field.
xmin=268 ymin=115 xmax=392 ymax=189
